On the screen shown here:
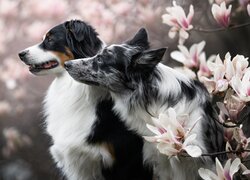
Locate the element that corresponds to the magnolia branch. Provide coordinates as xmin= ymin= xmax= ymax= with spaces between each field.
xmin=181 ymin=149 xmax=250 ymax=158
xmin=192 ymin=21 xmax=250 ymax=33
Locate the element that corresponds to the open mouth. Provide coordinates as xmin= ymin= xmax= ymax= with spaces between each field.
xmin=28 ymin=60 xmax=59 ymax=72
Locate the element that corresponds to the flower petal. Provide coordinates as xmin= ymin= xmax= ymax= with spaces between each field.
xmin=184 ymin=145 xmax=202 ymax=157
xmin=229 ymin=158 xmax=241 ymax=178
xmin=198 ymin=168 xmax=218 ymax=180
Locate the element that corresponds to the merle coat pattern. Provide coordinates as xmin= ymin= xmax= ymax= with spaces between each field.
xmin=65 ymin=28 xmax=225 ymax=180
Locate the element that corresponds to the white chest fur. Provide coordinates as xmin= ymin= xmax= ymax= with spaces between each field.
xmin=44 ymin=72 xmax=112 ymax=180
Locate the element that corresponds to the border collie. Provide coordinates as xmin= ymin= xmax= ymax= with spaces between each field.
xmin=65 ymin=28 xmax=225 ymax=180
xmin=18 ymin=20 xmax=153 ymax=180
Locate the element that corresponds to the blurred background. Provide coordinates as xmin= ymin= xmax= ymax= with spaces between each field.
xmin=0 ymin=0 xmax=250 ymax=179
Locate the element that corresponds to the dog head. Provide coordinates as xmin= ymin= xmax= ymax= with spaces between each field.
xmin=18 ymin=20 xmax=103 ymax=75
xmin=65 ymin=28 xmax=166 ymax=93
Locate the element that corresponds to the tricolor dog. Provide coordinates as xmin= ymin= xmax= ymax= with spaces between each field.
xmin=18 ymin=20 xmax=153 ymax=180
xmin=65 ymin=28 xmax=225 ymax=180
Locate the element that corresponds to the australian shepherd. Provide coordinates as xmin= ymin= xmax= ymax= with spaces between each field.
xmin=65 ymin=28 xmax=225 ymax=180
xmin=18 ymin=20 xmax=153 ymax=180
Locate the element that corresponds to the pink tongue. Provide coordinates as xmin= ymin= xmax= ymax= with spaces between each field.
xmin=43 ymin=63 xmax=52 ymax=69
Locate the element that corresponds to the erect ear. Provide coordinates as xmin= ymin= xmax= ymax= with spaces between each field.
xmin=125 ymin=28 xmax=149 ymax=50
xmin=131 ymin=48 xmax=167 ymax=68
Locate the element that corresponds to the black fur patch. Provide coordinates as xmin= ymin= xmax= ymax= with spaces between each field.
xmin=87 ymin=99 xmax=153 ymax=180
xmin=39 ymin=20 xmax=102 ymax=59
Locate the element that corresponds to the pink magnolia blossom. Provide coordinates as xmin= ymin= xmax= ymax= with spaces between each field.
xmin=200 ymin=53 xmax=249 ymax=94
xmin=171 ymin=41 xmax=206 ymax=68
xmin=198 ymin=158 xmax=241 ymax=180
xmin=247 ymin=4 xmax=250 ymax=16
xmin=211 ymin=2 xmax=232 ymax=27
xmin=144 ymin=108 xmax=202 ymax=157
xmin=2 ymin=127 xmax=32 ymax=157
xmin=162 ymin=1 xmax=194 ymax=44
xmin=197 ymin=54 xmax=216 ymax=79
xmin=231 ymin=69 xmax=250 ymax=102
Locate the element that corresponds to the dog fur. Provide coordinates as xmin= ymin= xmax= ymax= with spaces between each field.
xmin=18 ymin=20 xmax=153 ymax=180
xmin=65 ymin=28 xmax=225 ymax=180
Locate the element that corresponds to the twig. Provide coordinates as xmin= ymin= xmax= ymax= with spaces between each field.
xmin=192 ymin=21 xmax=250 ymax=33
xmin=181 ymin=149 xmax=250 ymax=158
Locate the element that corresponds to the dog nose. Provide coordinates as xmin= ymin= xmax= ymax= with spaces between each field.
xmin=64 ymin=61 xmax=72 ymax=70
xmin=18 ymin=50 xmax=29 ymax=60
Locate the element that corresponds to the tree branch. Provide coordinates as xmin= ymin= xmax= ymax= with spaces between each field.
xmin=192 ymin=21 xmax=250 ymax=33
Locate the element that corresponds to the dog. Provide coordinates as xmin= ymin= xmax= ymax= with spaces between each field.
xmin=65 ymin=28 xmax=225 ymax=180
xmin=18 ymin=20 xmax=153 ymax=180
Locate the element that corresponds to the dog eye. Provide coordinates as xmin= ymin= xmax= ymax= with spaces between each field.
xmin=107 ymin=49 xmax=113 ymax=54
xmin=96 ymin=56 xmax=102 ymax=63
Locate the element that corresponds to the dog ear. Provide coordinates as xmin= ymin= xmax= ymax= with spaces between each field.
xmin=64 ymin=20 xmax=102 ymax=58
xmin=65 ymin=20 xmax=86 ymax=42
xmin=125 ymin=28 xmax=149 ymax=50
xmin=131 ymin=48 xmax=167 ymax=68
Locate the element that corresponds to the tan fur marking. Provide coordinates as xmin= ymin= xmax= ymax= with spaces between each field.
xmin=102 ymin=142 xmax=116 ymax=161
xmin=51 ymin=47 xmax=74 ymax=67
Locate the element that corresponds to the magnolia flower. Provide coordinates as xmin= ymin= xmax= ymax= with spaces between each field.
xmin=247 ymin=4 xmax=250 ymax=16
xmin=217 ymin=89 xmax=245 ymax=123
xmin=2 ymin=127 xmax=32 ymax=157
xmin=144 ymin=108 xmax=202 ymax=157
xmin=162 ymin=1 xmax=194 ymax=44
xmin=197 ymin=54 xmax=216 ymax=79
xmin=231 ymin=69 xmax=250 ymax=102
xmin=200 ymin=53 xmax=249 ymax=94
xmin=199 ymin=55 xmax=228 ymax=93
xmin=198 ymin=158 xmax=241 ymax=180
xmin=171 ymin=41 xmax=206 ymax=68
xmin=211 ymin=2 xmax=232 ymax=27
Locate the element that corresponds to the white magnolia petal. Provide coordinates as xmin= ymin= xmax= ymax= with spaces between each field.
xmin=216 ymin=79 xmax=228 ymax=92
xmin=225 ymin=58 xmax=235 ymax=80
xmin=178 ymin=44 xmax=190 ymax=57
xmin=231 ymin=76 xmax=242 ymax=96
xmin=187 ymin=5 xmax=194 ymax=23
xmin=197 ymin=41 xmax=206 ymax=55
xmin=146 ymin=124 xmax=161 ymax=135
xmin=184 ymin=145 xmax=202 ymax=157
xmin=198 ymin=168 xmax=218 ymax=180
xmin=229 ymin=158 xmax=241 ymax=178
xmin=215 ymin=158 xmax=224 ymax=179
xmin=170 ymin=51 xmax=187 ymax=64
xmin=183 ymin=134 xmax=197 ymax=146
xmin=168 ymin=27 xmax=178 ymax=39
xmin=243 ymin=169 xmax=250 ymax=175
xmin=199 ymin=76 xmax=215 ymax=93
xmin=179 ymin=28 xmax=189 ymax=39
xmin=215 ymin=54 xmax=223 ymax=65
xmin=247 ymin=4 xmax=250 ymax=17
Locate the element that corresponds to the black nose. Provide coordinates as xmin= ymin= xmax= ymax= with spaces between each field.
xmin=18 ymin=50 xmax=29 ymax=60
xmin=64 ymin=61 xmax=72 ymax=70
